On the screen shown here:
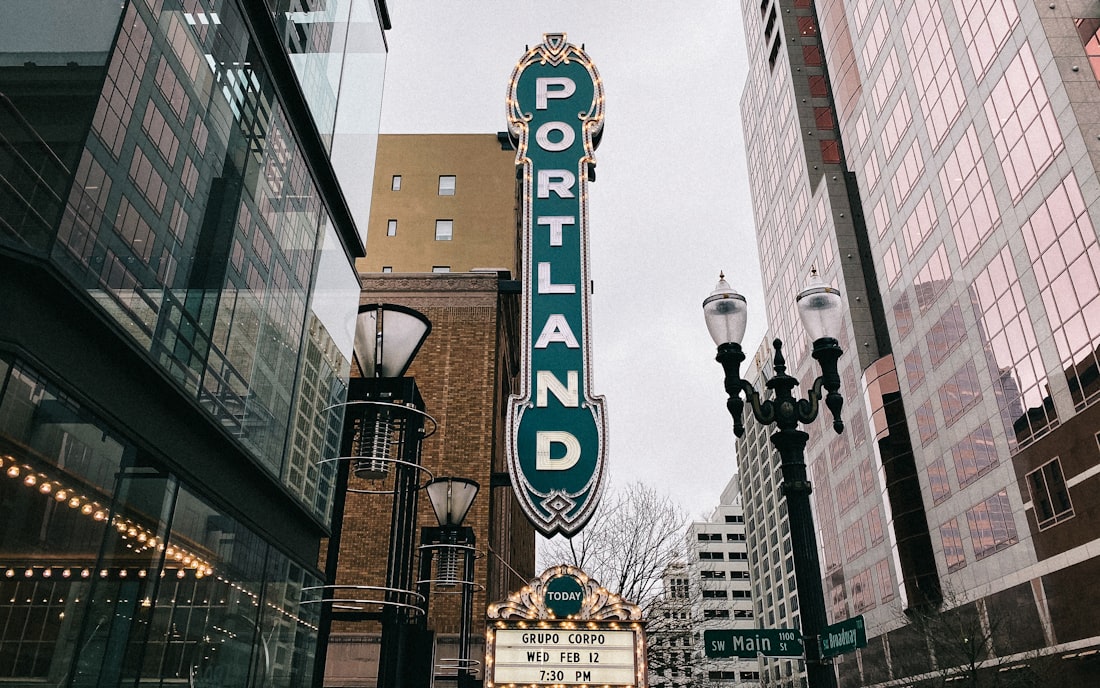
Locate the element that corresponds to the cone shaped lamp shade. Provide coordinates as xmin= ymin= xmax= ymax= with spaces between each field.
xmin=425 ymin=477 xmax=480 ymax=528
xmin=796 ymin=271 xmax=843 ymax=342
xmin=354 ymin=304 xmax=432 ymax=378
xmin=702 ymin=274 xmax=748 ymax=347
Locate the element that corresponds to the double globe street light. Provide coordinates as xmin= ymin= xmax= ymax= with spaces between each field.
xmin=703 ymin=270 xmax=845 ymax=688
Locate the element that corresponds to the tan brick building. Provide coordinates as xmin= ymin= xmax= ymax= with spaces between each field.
xmin=324 ymin=135 xmax=534 ymax=687
xmin=361 ymin=133 xmax=520 ymax=276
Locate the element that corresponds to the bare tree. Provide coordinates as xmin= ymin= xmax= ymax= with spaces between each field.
xmin=890 ymin=586 xmax=1062 ymax=688
xmin=538 ymin=481 xmax=688 ymax=607
xmin=539 ymin=482 xmax=690 ymax=684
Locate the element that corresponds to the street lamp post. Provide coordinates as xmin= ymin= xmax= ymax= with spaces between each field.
xmin=703 ymin=270 xmax=845 ymax=688
xmin=314 ymin=304 xmax=434 ymax=688
xmin=419 ymin=477 xmax=480 ymax=688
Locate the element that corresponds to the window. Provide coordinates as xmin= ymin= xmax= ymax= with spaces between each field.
xmin=940 ymin=518 xmax=966 ymax=571
xmin=700 ymin=570 xmax=726 ymax=579
xmin=699 ymin=551 xmax=724 ymax=560
xmin=928 ymin=458 xmax=951 ymax=504
xmin=1027 ymin=457 xmax=1073 ymax=529
xmin=432 ymin=266 xmax=450 ymax=273
xmin=435 ymin=219 xmax=453 ymax=241
xmin=728 ymin=551 xmax=748 ymax=560
xmin=391 ymin=175 xmax=401 ymax=191
xmin=724 ymin=515 xmax=744 ymax=523
xmin=698 ymin=533 xmax=722 ymax=541
xmin=668 ymin=578 xmax=689 ymax=598
xmin=966 ymin=490 xmax=1018 ymax=559
xmin=952 ymin=423 xmax=999 ymax=487
xmin=1078 ymin=18 xmax=1100 ymax=83
xmin=381 ymin=266 xmax=392 ymax=273
xmin=726 ymin=533 xmax=746 ymax=541
xmin=386 ymin=219 xmax=397 ymax=236
xmin=438 ymin=175 xmax=455 ymax=195
xmin=814 ymin=107 xmax=835 ymax=130
xmin=703 ymin=609 xmax=730 ymax=619
xmin=702 ymin=589 xmax=728 ymax=598
xmin=939 ymin=361 xmax=982 ymax=426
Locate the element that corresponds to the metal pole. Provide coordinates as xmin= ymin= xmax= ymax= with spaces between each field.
xmin=377 ymin=378 xmax=424 ymax=688
xmin=772 ymin=428 xmax=837 ymax=688
xmin=313 ymin=397 xmax=357 ymax=688
xmin=716 ymin=339 xmax=841 ymax=688
xmin=458 ymin=527 xmax=476 ymax=688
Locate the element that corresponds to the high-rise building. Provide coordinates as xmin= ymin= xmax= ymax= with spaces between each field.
xmin=687 ymin=476 xmax=761 ymax=686
xmin=650 ymin=560 xmax=695 ymax=687
xmin=323 ymin=134 xmax=534 ymax=686
xmin=649 ymin=477 xmax=760 ymax=686
xmin=738 ymin=0 xmax=1100 ymax=685
xmin=0 ymin=0 xmax=389 ymax=686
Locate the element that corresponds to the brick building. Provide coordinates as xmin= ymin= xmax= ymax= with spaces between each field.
xmin=323 ymin=135 xmax=534 ymax=687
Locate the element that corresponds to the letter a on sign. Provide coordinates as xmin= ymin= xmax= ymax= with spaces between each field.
xmin=505 ymin=34 xmax=608 ymax=537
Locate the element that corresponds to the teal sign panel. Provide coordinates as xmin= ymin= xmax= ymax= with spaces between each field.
xmin=506 ymin=34 xmax=608 ymax=537
xmin=544 ymin=573 xmax=585 ymax=618
xmin=704 ymin=629 xmax=804 ymax=659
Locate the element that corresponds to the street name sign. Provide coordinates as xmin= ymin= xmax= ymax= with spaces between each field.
xmin=704 ymin=629 xmax=804 ymax=659
xmin=820 ymin=615 xmax=867 ymax=658
xmin=505 ymin=33 xmax=608 ymax=537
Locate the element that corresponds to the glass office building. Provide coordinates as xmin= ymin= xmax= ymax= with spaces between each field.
xmin=738 ymin=0 xmax=1100 ymax=685
xmin=0 ymin=0 xmax=386 ymax=684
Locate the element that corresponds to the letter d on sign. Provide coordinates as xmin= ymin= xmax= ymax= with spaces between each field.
xmin=536 ymin=431 xmax=581 ymax=470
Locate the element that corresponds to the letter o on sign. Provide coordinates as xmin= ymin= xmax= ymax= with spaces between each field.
xmin=544 ymin=574 xmax=585 ymax=617
xmin=536 ymin=121 xmax=575 ymax=152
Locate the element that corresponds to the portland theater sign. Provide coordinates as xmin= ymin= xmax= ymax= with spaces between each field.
xmin=506 ymin=34 xmax=608 ymax=537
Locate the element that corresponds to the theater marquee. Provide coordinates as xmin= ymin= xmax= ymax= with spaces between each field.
xmin=505 ymin=33 xmax=608 ymax=537
xmin=486 ymin=566 xmax=647 ymax=687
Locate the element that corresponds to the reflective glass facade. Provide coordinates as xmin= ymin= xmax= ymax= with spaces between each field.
xmin=0 ymin=355 xmax=321 ymax=685
xmin=0 ymin=0 xmax=384 ymax=683
xmin=739 ymin=0 xmax=1100 ymax=685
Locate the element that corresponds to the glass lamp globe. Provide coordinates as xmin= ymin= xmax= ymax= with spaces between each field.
xmin=795 ymin=270 xmax=843 ymax=342
xmin=702 ymin=273 xmax=748 ymax=347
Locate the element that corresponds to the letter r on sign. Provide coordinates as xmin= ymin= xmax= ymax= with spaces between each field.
xmin=538 ymin=170 xmax=576 ymax=199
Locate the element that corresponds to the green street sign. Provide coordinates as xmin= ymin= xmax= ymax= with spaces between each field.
xmin=820 ymin=615 xmax=867 ymax=658
xmin=505 ymin=34 xmax=608 ymax=537
xmin=704 ymin=629 xmax=804 ymax=658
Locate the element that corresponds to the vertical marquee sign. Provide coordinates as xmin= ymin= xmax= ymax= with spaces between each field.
xmin=506 ymin=34 xmax=608 ymax=536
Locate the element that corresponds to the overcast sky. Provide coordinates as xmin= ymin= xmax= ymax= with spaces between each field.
xmin=377 ymin=1 xmax=767 ymax=519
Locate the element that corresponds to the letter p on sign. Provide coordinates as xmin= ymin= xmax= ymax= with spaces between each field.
xmin=535 ymin=77 xmax=576 ymax=109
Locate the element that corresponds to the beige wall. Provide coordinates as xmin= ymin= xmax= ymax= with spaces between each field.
xmin=360 ymin=134 xmax=519 ymax=275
